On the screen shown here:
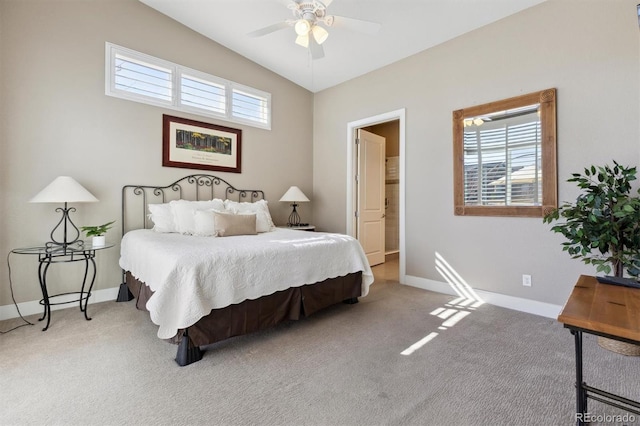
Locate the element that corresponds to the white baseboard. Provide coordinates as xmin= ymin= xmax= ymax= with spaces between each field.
xmin=0 ymin=287 xmax=120 ymax=321
xmin=403 ymin=275 xmax=562 ymax=319
xmin=2 ymin=278 xmax=562 ymax=322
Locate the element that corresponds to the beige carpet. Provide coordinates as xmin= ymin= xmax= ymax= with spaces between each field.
xmin=1 ymin=260 xmax=639 ymax=425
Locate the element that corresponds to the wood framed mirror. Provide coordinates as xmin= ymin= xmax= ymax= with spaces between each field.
xmin=453 ymin=88 xmax=557 ymax=217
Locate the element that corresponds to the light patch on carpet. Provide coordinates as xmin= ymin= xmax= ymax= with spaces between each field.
xmin=442 ymin=310 xmax=471 ymax=327
xmin=401 ymin=252 xmax=484 ymax=355
xmin=401 ymin=332 xmax=439 ymax=355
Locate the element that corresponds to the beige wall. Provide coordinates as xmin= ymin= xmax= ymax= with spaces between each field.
xmin=313 ymin=0 xmax=640 ymax=305
xmin=2 ymin=0 xmax=638 ymax=312
xmin=0 ymin=0 xmax=313 ymax=305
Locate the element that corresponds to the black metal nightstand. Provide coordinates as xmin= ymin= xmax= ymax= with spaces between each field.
xmin=11 ymin=242 xmax=114 ymax=331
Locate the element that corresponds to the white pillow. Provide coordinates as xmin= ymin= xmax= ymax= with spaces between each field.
xmin=171 ymin=199 xmax=225 ymax=235
xmin=193 ymin=210 xmax=222 ymax=237
xmin=224 ymin=199 xmax=275 ymax=233
xmin=148 ymin=203 xmax=176 ymax=233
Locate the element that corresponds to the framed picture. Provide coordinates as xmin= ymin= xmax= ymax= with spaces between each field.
xmin=162 ymin=115 xmax=242 ymax=173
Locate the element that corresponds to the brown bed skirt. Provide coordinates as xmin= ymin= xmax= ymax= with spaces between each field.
xmin=125 ymin=271 xmax=362 ymax=347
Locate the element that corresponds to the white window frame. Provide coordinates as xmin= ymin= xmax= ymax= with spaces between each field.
xmin=105 ymin=43 xmax=175 ymax=109
xmin=105 ymin=42 xmax=271 ymax=130
xmin=230 ymin=83 xmax=271 ymax=128
xmin=178 ymin=67 xmax=228 ymax=117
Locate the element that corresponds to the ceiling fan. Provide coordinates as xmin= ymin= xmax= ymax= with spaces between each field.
xmin=247 ymin=0 xmax=381 ymax=60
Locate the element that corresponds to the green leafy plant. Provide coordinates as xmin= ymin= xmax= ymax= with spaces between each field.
xmin=543 ymin=161 xmax=640 ymax=277
xmin=81 ymin=221 xmax=115 ymax=237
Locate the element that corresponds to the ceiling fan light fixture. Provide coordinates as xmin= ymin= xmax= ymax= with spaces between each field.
xmin=294 ymin=19 xmax=311 ymax=36
xmin=295 ymin=34 xmax=309 ymax=48
xmin=247 ymin=0 xmax=379 ymax=61
xmin=311 ymin=25 xmax=329 ymax=45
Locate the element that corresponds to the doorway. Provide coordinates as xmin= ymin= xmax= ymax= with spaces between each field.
xmin=346 ymin=109 xmax=405 ymax=282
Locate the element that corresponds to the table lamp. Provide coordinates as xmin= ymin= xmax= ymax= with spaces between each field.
xmin=30 ymin=176 xmax=98 ymax=250
xmin=279 ymin=186 xmax=310 ymax=226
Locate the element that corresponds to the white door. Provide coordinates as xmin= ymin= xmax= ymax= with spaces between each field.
xmin=357 ymin=129 xmax=386 ymax=266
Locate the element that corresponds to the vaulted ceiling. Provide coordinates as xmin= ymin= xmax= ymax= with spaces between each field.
xmin=140 ymin=0 xmax=547 ymax=92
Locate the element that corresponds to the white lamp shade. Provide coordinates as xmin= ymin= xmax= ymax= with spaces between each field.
xmin=295 ymin=34 xmax=309 ymax=48
xmin=279 ymin=186 xmax=310 ymax=203
xmin=30 ymin=176 xmax=99 ymax=203
xmin=311 ymin=25 xmax=329 ymax=45
xmin=294 ymin=19 xmax=311 ymax=36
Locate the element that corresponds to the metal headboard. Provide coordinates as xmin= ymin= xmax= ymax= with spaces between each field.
xmin=121 ymin=174 xmax=265 ymax=235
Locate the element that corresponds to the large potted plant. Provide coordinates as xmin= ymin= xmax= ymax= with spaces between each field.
xmin=543 ymin=161 xmax=640 ymax=355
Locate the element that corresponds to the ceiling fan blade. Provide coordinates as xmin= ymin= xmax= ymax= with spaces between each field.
xmin=309 ymin=35 xmax=325 ymax=60
xmin=318 ymin=0 xmax=333 ymax=7
xmin=247 ymin=21 xmax=290 ymax=38
xmin=327 ymin=15 xmax=381 ymax=35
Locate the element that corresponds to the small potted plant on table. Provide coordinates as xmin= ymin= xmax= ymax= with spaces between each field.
xmin=81 ymin=221 xmax=115 ymax=247
xmin=544 ymin=161 xmax=640 ymax=355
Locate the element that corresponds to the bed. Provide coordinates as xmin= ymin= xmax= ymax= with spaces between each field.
xmin=118 ymin=175 xmax=374 ymax=366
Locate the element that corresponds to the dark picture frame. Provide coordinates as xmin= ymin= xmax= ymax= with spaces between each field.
xmin=162 ymin=114 xmax=242 ymax=173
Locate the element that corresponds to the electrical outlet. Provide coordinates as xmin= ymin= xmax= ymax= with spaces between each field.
xmin=522 ymin=274 xmax=532 ymax=287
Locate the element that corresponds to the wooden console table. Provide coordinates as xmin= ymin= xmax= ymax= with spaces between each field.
xmin=558 ymin=275 xmax=640 ymax=425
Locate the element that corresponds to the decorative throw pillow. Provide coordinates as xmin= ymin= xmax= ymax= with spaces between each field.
xmin=171 ymin=199 xmax=225 ymax=235
xmin=148 ymin=203 xmax=176 ymax=233
xmin=214 ymin=211 xmax=257 ymax=237
xmin=224 ymin=199 xmax=275 ymax=232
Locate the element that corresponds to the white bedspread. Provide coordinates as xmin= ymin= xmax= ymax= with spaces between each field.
xmin=119 ymin=228 xmax=374 ymax=339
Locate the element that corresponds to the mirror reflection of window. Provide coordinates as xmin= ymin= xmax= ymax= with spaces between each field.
xmin=463 ymin=104 xmax=541 ymax=207
xmin=453 ymin=88 xmax=557 ymax=218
